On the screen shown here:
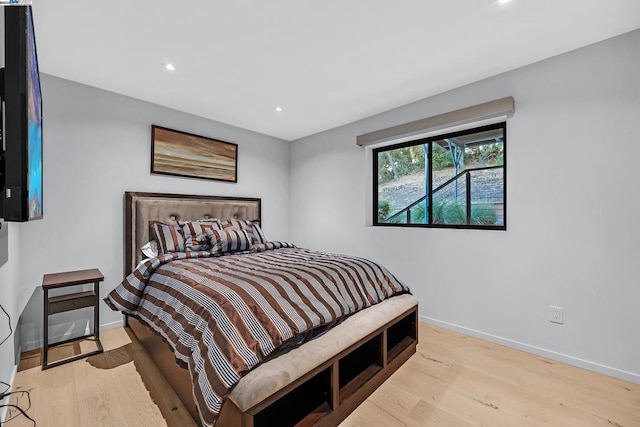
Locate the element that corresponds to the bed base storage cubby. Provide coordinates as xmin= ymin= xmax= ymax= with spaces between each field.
xmin=387 ymin=308 xmax=418 ymax=362
xmin=254 ymin=367 xmax=332 ymax=427
xmin=129 ymin=297 xmax=419 ymax=427
xmin=339 ymin=333 xmax=383 ymax=402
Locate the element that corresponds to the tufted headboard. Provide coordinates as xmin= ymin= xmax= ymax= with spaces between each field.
xmin=124 ymin=192 xmax=261 ymax=275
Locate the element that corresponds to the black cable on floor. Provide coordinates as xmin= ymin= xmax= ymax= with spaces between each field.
xmin=0 ymin=303 xmax=36 ymax=425
xmin=1 ymin=391 xmax=35 ymax=426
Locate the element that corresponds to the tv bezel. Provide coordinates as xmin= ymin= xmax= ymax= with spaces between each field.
xmin=2 ymin=5 xmax=43 ymax=222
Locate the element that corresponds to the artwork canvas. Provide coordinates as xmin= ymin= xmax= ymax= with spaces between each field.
xmin=151 ymin=126 xmax=238 ymax=182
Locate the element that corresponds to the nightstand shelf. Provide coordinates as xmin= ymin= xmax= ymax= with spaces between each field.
xmin=42 ymin=268 xmax=104 ymax=369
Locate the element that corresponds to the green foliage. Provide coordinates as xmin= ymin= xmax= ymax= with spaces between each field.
xmin=386 ymin=202 xmax=428 ymax=224
xmin=465 ymin=142 xmax=503 ymax=167
xmin=410 ymin=145 xmax=425 ymax=169
xmin=471 ymin=204 xmax=498 ymax=225
xmin=386 ymin=199 xmax=498 ymax=226
xmin=431 ymin=199 xmax=464 ymax=225
xmin=442 ymin=203 xmax=467 ymax=225
xmin=388 ymin=214 xmax=406 ymax=224
xmin=409 ymin=203 xmax=426 ymax=223
xmin=378 ymin=199 xmax=392 ymax=222
xmin=432 ymin=146 xmax=453 ymax=171
xmin=432 ymin=199 xmax=498 ymax=225
xmin=377 ymin=153 xmax=395 ymax=184
xmin=378 ymin=145 xmax=427 ymax=185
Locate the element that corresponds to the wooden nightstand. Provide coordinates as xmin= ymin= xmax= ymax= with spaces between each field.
xmin=42 ymin=268 xmax=104 ymax=369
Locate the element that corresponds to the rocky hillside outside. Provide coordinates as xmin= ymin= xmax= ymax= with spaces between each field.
xmin=379 ymin=168 xmax=503 ymax=210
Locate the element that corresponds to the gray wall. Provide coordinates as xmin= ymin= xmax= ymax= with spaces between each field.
xmin=2 ymin=27 xmax=639 ymax=391
xmin=290 ymin=29 xmax=640 ymax=383
xmin=0 ymin=221 xmax=21 ymax=408
xmin=14 ymin=75 xmax=290 ymax=351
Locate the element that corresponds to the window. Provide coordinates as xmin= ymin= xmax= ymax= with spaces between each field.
xmin=374 ymin=122 xmax=506 ymax=230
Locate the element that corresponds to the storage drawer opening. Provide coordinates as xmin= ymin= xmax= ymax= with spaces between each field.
xmin=387 ymin=311 xmax=417 ymax=362
xmin=338 ymin=333 xmax=383 ymax=402
xmin=254 ymin=367 xmax=332 ymax=427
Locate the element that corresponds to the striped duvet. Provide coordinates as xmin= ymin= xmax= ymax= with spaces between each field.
xmin=105 ymin=245 xmax=409 ymax=426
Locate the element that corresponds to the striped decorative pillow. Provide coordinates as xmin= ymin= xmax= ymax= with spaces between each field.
xmin=207 ymin=228 xmax=252 ymax=255
xmin=219 ymin=219 xmax=267 ymax=244
xmin=150 ymin=221 xmax=186 ymax=253
xmin=179 ymin=219 xmax=221 ymax=251
xmin=252 ymin=241 xmax=296 ymax=252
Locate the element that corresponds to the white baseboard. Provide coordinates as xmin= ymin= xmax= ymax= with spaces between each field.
xmin=420 ymin=315 xmax=640 ymax=385
xmin=1 ymin=362 xmax=18 ymax=423
xmin=20 ymin=319 xmax=124 ymax=352
xmin=99 ymin=319 xmax=125 ymax=331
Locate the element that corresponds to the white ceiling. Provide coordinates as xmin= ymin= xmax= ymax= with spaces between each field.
xmin=28 ymin=0 xmax=640 ymax=141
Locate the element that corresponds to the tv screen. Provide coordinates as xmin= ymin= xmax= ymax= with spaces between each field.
xmin=2 ymin=5 xmax=43 ymax=221
xmin=26 ymin=6 xmax=43 ymax=219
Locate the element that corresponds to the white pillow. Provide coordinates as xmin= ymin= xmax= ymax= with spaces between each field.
xmin=141 ymin=240 xmax=159 ymax=259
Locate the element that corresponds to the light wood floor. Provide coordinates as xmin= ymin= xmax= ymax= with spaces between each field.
xmin=5 ymin=323 xmax=640 ymax=426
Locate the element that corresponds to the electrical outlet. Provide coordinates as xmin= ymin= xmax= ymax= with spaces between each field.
xmin=549 ymin=305 xmax=563 ymax=324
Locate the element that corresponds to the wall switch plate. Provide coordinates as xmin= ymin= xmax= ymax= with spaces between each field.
xmin=550 ymin=305 xmax=564 ymax=324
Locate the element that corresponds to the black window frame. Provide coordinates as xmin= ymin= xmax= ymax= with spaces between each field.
xmin=373 ymin=122 xmax=507 ymax=230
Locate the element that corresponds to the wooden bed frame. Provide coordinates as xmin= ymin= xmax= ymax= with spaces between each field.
xmin=123 ymin=191 xmax=418 ymax=426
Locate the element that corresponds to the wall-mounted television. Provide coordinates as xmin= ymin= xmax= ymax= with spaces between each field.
xmin=1 ymin=5 xmax=43 ymax=221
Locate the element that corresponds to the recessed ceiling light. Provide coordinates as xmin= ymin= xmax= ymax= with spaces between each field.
xmin=497 ymin=0 xmax=512 ymax=4
xmin=162 ymin=62 xmax=176 ymax=72
xmin=275 ymin=106 xmax=284 ymax=113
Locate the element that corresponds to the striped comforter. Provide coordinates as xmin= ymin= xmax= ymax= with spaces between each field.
xmin=105 ymin=246 xmax=409 ymax=426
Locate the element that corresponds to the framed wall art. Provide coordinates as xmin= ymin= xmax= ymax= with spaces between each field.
xmin=151 ymin=125 xmax=238 ymax=182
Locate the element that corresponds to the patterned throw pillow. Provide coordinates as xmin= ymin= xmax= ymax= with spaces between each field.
xmin=150 ymin=221 xmax=186 ymax=253
xmin=180 ymin=219 xmax=221 ymax=251
xmin=207 ymin=227 xmax=253 ymax=255
xmin=252 ymin=241 xmax=296 ymax=252
xmin=219 ymin=219 xmax=267 ymax=244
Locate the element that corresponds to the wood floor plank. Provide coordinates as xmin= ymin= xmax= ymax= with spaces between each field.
xmin=341 ymin=323 xmax=640 ymax=427
xmin=44 ymin=381 xmax=82 ymax=426
xmin=338 ymin=400 xmax=410 ymax=427
xmin=78 ymin=391 xmax=127 ymax=427
xmin=5 ymin=323 xmax=640 ymax=427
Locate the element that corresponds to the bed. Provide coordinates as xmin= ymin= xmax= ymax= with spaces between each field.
xmin=106 ymin=191 xmax=418 ymax=427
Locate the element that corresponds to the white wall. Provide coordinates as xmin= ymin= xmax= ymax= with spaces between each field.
xmin=290 ymin=29 xmax=640 ymax=383
xmin=0 ymin=221 xmax=21 ymax=410
xmin=17 ymin=75 xmax=290 ymax=350
xmin=6 ymin=27 xmax=639 ymax=386
xmin=0 ymin=13 xmax=18 ymax=413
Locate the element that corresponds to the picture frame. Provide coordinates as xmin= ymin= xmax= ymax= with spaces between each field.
xmin=151 ymin=125 xmax=238 ymax=182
